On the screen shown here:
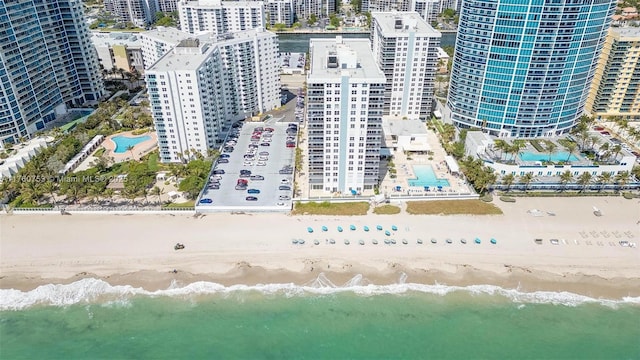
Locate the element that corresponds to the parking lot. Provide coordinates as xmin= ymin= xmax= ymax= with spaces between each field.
xmin=196 ymin=121 xmax=298 ymax=212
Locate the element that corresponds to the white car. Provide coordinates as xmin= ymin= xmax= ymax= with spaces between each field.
xmin=281 ymin=179 xmax=291 ymax=184
xmin=257 ymin=161 xmax=267 ymax=166
xmin=243 ymin=161 xmax=254 ymax=166
xmin=276 ymin=202 xmax=287 ymax=206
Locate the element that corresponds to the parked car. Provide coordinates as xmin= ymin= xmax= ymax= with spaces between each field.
xmin=240 ymin=170 xmax=251 ymax=175
xmin=276 ymin=202 xmax=287 ymax=206
xmin=218 ymin=159 xmax=229 ymax=164
xmin=286 ymin=142 xmax=296 ymax=148
xmin=257 ymin=161 xmax=266 ymax=166
xmin=279 ymin=185 xmax=291 ymax=191
xmin=199 ymin=198 xmax=213 ymax=204
xmin=246 ymin=196 xmax=258 ymax=201
xmin=212 ymin=169 xmax=225 ymax=174
xmin=237 ymin=179 xmax=248 ymax=185
xmin=208 ymin=184 xmax=220 ymax=190
xmin=281 ymin=179 xmax=290 ymax=184
xmin=250 ymin=175 xmax=264 ymax=180
xmin=265 ymin=127 xmax=274 ymax=132
xmin=247 ymin=189 xmax=260 ymax=194
xmin=260 ymin=143 xmax=271 ymax=147
xmin=259 ymin=151 xmax=269 ymax=156
xmin=223 ymin=147 xmax=234 ymax=152
xmin=279 ymin=195 xmax=291 ymax=200
xmin=220 ymin=154 xmax=230 ymax=158
xmin=255 ymin=127 xmax=264 ymax=132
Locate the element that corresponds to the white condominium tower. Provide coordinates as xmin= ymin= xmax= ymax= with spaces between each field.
xmin=140 ymin=26 xmax=195 ymax=69
xmin=146 ymin=29 xmax=280 ymax=162
xmin=0 ymin=0 xmax=104 ymax=144
xmin=306 ymin=37 xmax=386 ymax=194
xmin=266 ymin=0 xmax=295 ymax=27
xmin=178 ymin=0 xmax=265 ymax=35
xmin=104 ymin=0 xmax=159 ymax=27
xmin=295 ymin=0 xmax=336 ymax=19
xmin=371 ymin=12 xmax=441 ymax=120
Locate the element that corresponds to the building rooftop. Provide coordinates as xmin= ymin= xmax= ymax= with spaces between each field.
xmin=382 ymin=117 xmax=428 ymax=137
xmin=308 ymin=37 xmax=385 ymax=81
xmin=371 ymin=11 xmax=441 ymax=38
xmin=141 ymin=26 xmax=191 ymax=45
xmin=611 ymin=26 xmax=640 ymax=38
xmin=91 ymin=31 xmax=141 ymax=47
xmin=181 ymin=0 xmax=262 ymax=8
xmin=148 ymin=29 xmax=273 ymax=72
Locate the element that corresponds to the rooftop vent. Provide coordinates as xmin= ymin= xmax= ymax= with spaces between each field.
xmin=327 ymin=53 xmax=339 ymax=68
xmin=394 ymin=19 xmax=403 ymax=29
xmin=177 ymin=38 xmax=199 ymax=48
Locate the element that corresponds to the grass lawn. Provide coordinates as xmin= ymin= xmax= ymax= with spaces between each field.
xmin=147 ymin=152 xmax=159 ymax=171
xmin=373 ymin=204 xmax=401 ymax=215
xmin=292 ymin=201 xmax=369 ymax=215
xmin=163 ymin=200 xmax=195 ymax=208
xmin=406 ymin=200 xmax=503 ymax=215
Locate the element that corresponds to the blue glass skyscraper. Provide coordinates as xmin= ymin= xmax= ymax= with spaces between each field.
xmin=447 ymin=0 xmax=616 ymax=138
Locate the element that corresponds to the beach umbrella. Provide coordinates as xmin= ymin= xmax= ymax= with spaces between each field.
xmin=376 ymin=225 xmax=383 ymax=231
xmin=292 ymin=239 xmax=299 ymax=244
xmin=364 ymin=226 xmax=370 ymax=232
xmin=321 ymin=226 xmax=328 ymax=232
xmin=475 ymin=238 xmax=481 ymax=244
xmin=359 ymin=239 xmax=365 ymax=245
xmin=431 ymin=238 xmax=437 ymax=244
xmin=490 ymin=238 xmax=497 ymax=244
xmin=391 ymin=225 xmax=398 ymax=231
xmin=344 ymin=239 xmax=350 ymax=245
xmin=385 ymin=230 xmax=391 ymax=236
xmin=417 ymin=239 xmax=423 ymax=244
xmin=314 ymin=240 xmax=320 ymax=245
xmin=372 ymin=239 xmax=378 ymax=245
xmin=307 ymin=227 xmax=313 ymax=233
xmin=337 ymin=226 xmax=343 ymax=232
xmin=299 ymin=239 xmax=305 ymax=245
xmin=350 ymin=224 xmax=356 ymax=231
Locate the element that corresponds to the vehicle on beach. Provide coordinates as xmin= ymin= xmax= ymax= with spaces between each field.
xmin=550 ymin=239 xmax=560 ymax=245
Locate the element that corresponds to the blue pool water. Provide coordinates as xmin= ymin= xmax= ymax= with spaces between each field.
xmin=112 ymin=135 xmax=151 ymax=153
xmin=408 ymin=165 xmax=450 ymax=188
xmin=520 ymin=151 xmax=578 ymax=162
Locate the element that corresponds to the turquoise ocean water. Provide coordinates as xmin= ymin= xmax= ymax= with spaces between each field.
xmin=1 ymin=279 xmax=639 ymax=359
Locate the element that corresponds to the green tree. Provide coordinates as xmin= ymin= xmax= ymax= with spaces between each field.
xmin=614 ymin=171 xmax=631 ymax=192
xmin=274 ymin=23 xmax=287 ymax=31
xmin=309 ymin=14 xmax=318 ymax=25
xmin=546 ymin=141 xmax=557 ymax=163
xmin=441 ymin=8 xmax=456 ymax=18
xmin=563 ymin=141 xmax=577 ymax=163
xmin=150 ymin=186 xmax=164 ymax=204
xmin=329 ymin=14 xmax=341 ymax=28
xmin=501 ymin=173 xmax=515 ymax=192
xmin=519 ymin=173 xmax=534 ymax=192
xmin=559 ymin=171 xmax=573 ymax=192
xmin=596 ymin=172 xmax=612 ymax=192
xmin=577 ymin=172 xmax=593 ymax=192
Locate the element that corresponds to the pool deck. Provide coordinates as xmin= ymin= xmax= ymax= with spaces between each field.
xmin=74 ymin=131 xmax=157 ymax=172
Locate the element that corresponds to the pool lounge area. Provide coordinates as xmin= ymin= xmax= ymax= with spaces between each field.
xmin=408 ymin=165 xmax=451 ymax=188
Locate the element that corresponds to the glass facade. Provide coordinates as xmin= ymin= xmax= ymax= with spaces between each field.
xmin=447 ymin=0 xmax=616 ymax=138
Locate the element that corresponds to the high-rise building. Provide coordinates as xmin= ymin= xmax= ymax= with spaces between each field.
xmin=447 ymin=0 xmax=616 ymax=138
xmin=295 ymin=0 xmax=336 ymax=19
xmin=104 ymin=0 xmax=159 ymax=27
xmin=0 ymin=0 xmax=104 ymax=145
xmin=371 ymin=12 xmax=441 ymax=120
xmin=178 ymin=0 xmax=265 ymax=36
xmin=158 ymin=0 xmax=179 ymax=12
xmin=266 ymin=0 xmax=295 ymax=27
xmin=586 ymin=27 xmax=640 ymax=120
xmin=408 ymin=0 xmax=440 ymax=24
xmin=306 ymin=37 xmax=386 ymax=193
xmin=146 ymin=29 xmax=280 ymax=162
xmin=140 ymin=26 xmax=195 ymax=69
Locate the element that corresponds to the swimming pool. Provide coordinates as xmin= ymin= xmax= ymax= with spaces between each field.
xmin=111 ymin=135 xmax=151 ymax=153
xmin=408 ymin=165 xmax=450 ymax=188
xmin=520 ymin=151 xmax=578 ymax=162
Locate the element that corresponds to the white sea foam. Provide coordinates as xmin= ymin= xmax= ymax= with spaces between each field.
xmin=1 ymin=276 xmax=639 ymax=311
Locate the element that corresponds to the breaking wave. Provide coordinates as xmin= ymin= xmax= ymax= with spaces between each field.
xmin=2 ymin=274 xmax=639 ymax=311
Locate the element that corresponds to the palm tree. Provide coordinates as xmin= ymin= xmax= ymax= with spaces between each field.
xmin=609 ymin=144 xmax=622 ymax=163
xmin=546 ymin=142 xmax=557 ymax=162
xmin=126 ymin=145 xmax=135 ymax=159
xmin=41 ymin=181 xmax=58 ymax=206
xmin=596 ymin=172 xmax=612 ymax=192
xmin=563 ymin=141 xmax=577 ymax=163
xmin=577 ymin=172 xmax=593 ymax=192
xmin=559 ymin=171 xmax=573 ymax=192
xmin=150 ymin=186 xmax=164 ymax=204
xmin=614 ymin=171 xmax=631 ymax=192
xmin=501 ymin=173 xmax=515 ymax=192
xmin=102 ymin=188 xmax=115 ymax=205
xmin=493 ymin=140 xmax=507 ymax=161
xmin=519 ymin=173 xmax=534 ymax=192
xmin=598 ymin=142 xmax=610 ymax=162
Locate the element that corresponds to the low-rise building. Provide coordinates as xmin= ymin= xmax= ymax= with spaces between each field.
xmin=92 ymin=32 xmax=145 ymax=72
xmin=266 ymin=0 xmax=295 ymax=27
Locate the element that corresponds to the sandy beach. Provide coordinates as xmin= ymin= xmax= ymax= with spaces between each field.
xmin=1 ymin=197 xmax=639 ymax=299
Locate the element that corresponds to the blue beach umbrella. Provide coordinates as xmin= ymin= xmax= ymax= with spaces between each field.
xmin=307 ymin=227 xmax=313 ymax=233
xmin=321 ymin=226 xmax=328 ymax=232
xmin=350 ymin=224 xmax=356 ymax=231
xmin=385 ymin=230 xmax=391 ymax=237
xmin=376 ymin=225 xmax=383 ymax=231
xmin=490 ymin=238 xmax=497 ymax=244
xmin=337 ymin=226 xmax=343 ymax=232
xmin=391 ymin=225 xmax=398 ymax=231
xmin=475 ymin=237 xmax=481 ymax=244
xmin=363 ymin=226 xmax=370 ymax=232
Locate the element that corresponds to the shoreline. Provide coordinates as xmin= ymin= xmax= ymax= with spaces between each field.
xmin=1 ymin=196 xmax=639 ymax=302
